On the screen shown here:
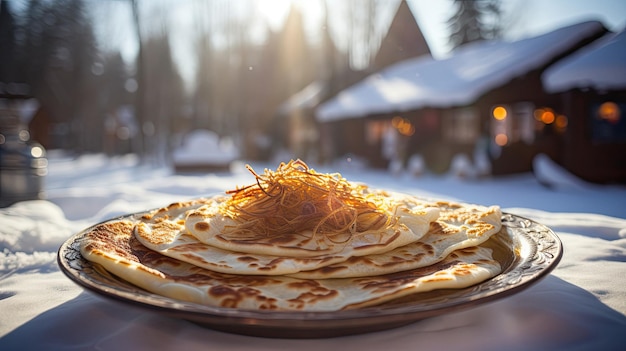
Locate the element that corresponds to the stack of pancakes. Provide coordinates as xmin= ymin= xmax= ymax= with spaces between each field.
xmin=80 ymin=161 xmax=502 ymax=312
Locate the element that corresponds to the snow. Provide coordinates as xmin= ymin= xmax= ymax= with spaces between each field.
xmin=172 ymin=129 xmax=239 ymax=167
xmin=1 ymin=152 xmax=626 ymax=349
xmin=278 ymin=81 xmax=326 ymax=114
xmin=317 ymin=21 xmax=606 ymax=122
xmin=543 ymin=29 xmax=626 ymax=92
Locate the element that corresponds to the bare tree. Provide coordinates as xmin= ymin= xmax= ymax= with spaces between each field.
xmin=131 ymin=0 xmax=147 ymax=158
xmin=347 ymin=0 xmax=379 ymax=70
xmin=142 ymin=32 xmax=186 ymax=163
xmin=128 ymin=0 xmax=187 ymax=163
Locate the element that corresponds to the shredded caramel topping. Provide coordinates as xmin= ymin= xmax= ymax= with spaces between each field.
xmin=222 ymin=160 xmax=396 ymax=242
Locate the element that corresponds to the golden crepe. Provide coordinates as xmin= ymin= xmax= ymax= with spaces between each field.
xmin=184 ymin=161 xmax=439 ymax=258
xmin=80 ymin=220 xmax=501 ymax=311
xmin=135 ymin=197 xmax=500 ymax=278
xmin=134 ymin=199 xmax=353 ymax=275
xmin=78 ymin=160 xmax=504 ymax=312
xmin=135 ymin=196 xmax=440 ymax=276
xmin=289 ymin=200 xmax=501 ymax=279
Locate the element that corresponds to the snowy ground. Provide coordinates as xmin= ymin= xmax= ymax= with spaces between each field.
xmin=43 ymin=152 xmax=626 ymax=222
xmin=2 ymin=151 xmax=625 ymax=284
xmin=1 ymin=152 xmax=625 ymax=350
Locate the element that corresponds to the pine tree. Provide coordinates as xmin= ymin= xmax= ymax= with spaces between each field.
xmin=447 ymin=0 xmax=502 ymax=49
xmin=13 ymin=0 xmax=99 ymax=151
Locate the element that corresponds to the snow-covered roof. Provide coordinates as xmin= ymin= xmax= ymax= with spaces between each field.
xmin=316 ymin=21 xmax=606 ymax=123
xmin=277 ymin=81 xmax=326 ymax=115
xmin=542 ymin=29 xmax=626 ymax=93
xmin=172 ymin=129 xmax=238 ymax=166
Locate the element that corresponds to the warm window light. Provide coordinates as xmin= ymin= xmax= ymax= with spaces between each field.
xmin=397 ymin=120 xmax=415 ymax=136
xmin=495 ymin=133 xmax=508 ymax=146
xmin=541 ymin=110 xmax=555 ymax=124
xmin=400 ymin=124 xmax=415 ymax=136
xmin=391 ymin=116 xmax=403 ymax=128
xmin=535 ymin=107 xmax=557 ymax=124
xmin=391 ymin=116 xmax=415 ymax=136
xmin=492 ymin=106 xmax=507 ymax=120
xmin=598 ymin=102 xmax=621 ymax=124
xmin=555 ymin=115 xmax=568 ymax=129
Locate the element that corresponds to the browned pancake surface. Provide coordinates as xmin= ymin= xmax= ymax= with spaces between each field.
xmin=80 ymin=220 xmax=501 ymax=311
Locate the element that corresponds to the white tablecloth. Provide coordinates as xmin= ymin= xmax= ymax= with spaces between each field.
xmin=1 ymin=158 xmax=625 ymax=350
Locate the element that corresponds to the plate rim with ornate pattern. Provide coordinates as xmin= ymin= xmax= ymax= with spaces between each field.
xmin=57 ymin=211 xmax=562 ymax=339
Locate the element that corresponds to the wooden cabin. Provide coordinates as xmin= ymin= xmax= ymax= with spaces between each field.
xmin=276 ymin=0 xmax=431 ymax=165
xmin=542 ymin=29 xmax=626 ymax=183
xmin=315 ymin=21 xmax=610 ymax=178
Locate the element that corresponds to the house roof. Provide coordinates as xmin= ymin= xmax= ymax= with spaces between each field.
xmin=316 ymin=21 xmax=606 ymax=123
xmin=542 ymin=28 xmax=626 ymax=93
xmin=372 ymin=0 xmax=430 ymax=70
xmin=277 ymin=81 xmax=326 ymax=115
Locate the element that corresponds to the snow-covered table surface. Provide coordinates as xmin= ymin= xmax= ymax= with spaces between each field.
xmin=1 ymin=154 xmax=625 ymax=350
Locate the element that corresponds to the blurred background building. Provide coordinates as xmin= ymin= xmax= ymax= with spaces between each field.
xmin=0 ymin=0 xmax=624 ymax=183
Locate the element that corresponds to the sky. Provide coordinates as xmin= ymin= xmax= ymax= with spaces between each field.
xmin=200 ymin=0 xmax=626 ymax=83
xmin=406 ymin=0 xmax=626 ymax=58
xmin=10 ymin=0 xmax=625 ymax=87
xmin=244 ymin=0 xmax=626 ymax=59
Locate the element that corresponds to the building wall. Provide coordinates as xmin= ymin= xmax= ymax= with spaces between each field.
xmin=559 ymin=90 xmax=626 ymax=183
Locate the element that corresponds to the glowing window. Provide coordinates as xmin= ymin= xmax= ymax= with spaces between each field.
xmin=591 ymin=101 xmax=626 ymax=142
xmin=598 ymin=102 xmax=620 ymax=124
xmin=490 ymin=102 xmax=535 ymax=145
xmin=391 ymin=116 xmax=415 ymax=136
xmin=541 ymin=110 xmax=555 ymax=124
xmin=555 ymin=115 xmax=568 ymax=132
xmin=492 ymin=106 xmax=507 ymax=120
xmin=494 ymin=133 xmax=508 ymax=146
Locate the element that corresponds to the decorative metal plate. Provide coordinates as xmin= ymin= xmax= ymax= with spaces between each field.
xmin=58 ymin=212 xmax=562 ymax=338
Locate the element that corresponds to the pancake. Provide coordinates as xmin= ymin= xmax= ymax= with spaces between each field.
xmin=134 ymin=199 xmax=348 ymax=275
xmin=78 ymin=160 xmax=505 ymax=311
xmin=80 ymin=220 xmax=501 ymax=312
xmin=185 ymin=161 xmax=439 ymax=258
xmin=135 ymin=198 xmax=500 ymax=278
xmin=289 ymin=200 xmax=502 ymax=278
xmin=135 ymin=195 xmax=439 ymax=275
